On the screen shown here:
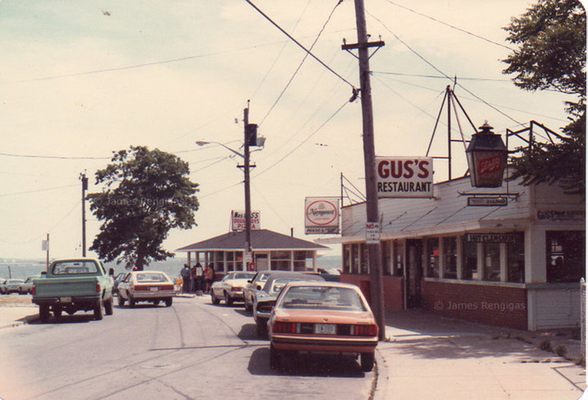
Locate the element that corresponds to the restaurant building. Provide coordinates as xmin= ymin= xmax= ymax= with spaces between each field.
xmin=337 ymin=177 xmax=585 ymax=330
xmin=176 ymin=229 xmax=328 ymax=275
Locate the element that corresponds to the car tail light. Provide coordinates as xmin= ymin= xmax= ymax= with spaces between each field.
xmin=160 ymin=285 xmax=174 ymax=291
xmin=96 ymin=282 xmax=101 ymax=293
xmin=272 ymin=321 xmax=299 ymax=334
xmin=352 ymin=324 xmax=378 ymax=337
xmin=31 ymin=286 xmax=36 ymax=296
xmin=231 ymin=286 xmax=241 ymax=292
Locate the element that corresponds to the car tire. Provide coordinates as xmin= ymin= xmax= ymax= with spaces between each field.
xmin=153 ymin=300 xmax=160 ymax=306
xmin=224 ymin=292 xmax=233 ymax=306
xmin=256 ymin=320 xmax=267 ymax=337
xmin=164 ymin=298 xmax=173 ymax=307
xmin=118 ymin=295 xmax=126 ymax=307
xmin=94 ymin=301 xmax=104 ymax=321
xmin=269 ymin=345 xmax=281 ymax=370
xmin=360 ymin=352 xmax=375 ymax=372
xmin=129 ymin=296 xmax=136 ymax=308
xmin=211 ymin=292 xmax=220 ymax=305
xmin=244 ymin=298 xmax=252 ymax=312
xmin=104 ymin=298 xmax=114 ymax=315
xmin=53 ymin=306 xmax=62 ymax=320
xmin=39 ymin=305 xmax=50 ymax=323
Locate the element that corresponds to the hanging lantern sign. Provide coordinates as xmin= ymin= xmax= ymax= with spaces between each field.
xmin=465 ymin=122 xmax=508 ymax=188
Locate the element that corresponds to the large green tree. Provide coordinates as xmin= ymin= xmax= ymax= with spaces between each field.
xmin=88 ymin=146 xmax=199 ymax=270
xmin=503 ymin=0 xmax=586 ymax=196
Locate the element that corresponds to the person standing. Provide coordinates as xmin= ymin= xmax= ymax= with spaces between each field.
xmin=180 ymin=264 xmax=191 ymax=293
xmin=190 ymin=264 xmax=197 ymax=292
xmin=204 ymin=264 xmax=214 ymax=293
xmin=195 ymin=263 xmax=204 ymax=292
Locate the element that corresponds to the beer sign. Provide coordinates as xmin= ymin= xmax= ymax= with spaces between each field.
xmin=305 ymin=197 xmax=340 ymax=234
xmin=376 ymin=157 xmax=433 ymax=198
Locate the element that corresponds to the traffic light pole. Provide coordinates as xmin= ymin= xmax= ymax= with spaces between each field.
xmin=345 ymin=0 xmax=386 ymax=340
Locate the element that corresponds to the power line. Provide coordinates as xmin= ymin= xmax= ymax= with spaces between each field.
xmin=244 ymin=0 xmax=355 ymax=90
xmin=255 ymin=99 xmax=349 ymax=178
xmin=0 ymin=152 xmax=109 ymax=160
xmin=199 ymin=181 xmax=242 ymax=199
xmin=259 ymin=0 xmax=344 ymax=126
xmin=373 ymin=71 xmax=510 ymax=82
xmin=382 ymin=0 xmax=515 ymax=51
xmin=0 ymin=184 xmax=78 ymax=198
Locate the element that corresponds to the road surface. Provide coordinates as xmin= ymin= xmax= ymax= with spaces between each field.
xmin=0 ymin=295 xmax=374 ymax=400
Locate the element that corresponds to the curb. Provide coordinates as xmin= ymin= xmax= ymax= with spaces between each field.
xmin=372 ymin=347 xmax=390 ymax=400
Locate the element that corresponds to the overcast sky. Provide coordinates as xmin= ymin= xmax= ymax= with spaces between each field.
xmin=0 ymin=0 xmax=575 ymax=260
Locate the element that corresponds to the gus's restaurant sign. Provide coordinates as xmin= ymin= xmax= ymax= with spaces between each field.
xmin=231 ymin=210 xmax=261 ymax=232
xmin=376 ymin=157 xmax=433 ymax=198
xmin=305 ymin=197 xmax=340 ymax=234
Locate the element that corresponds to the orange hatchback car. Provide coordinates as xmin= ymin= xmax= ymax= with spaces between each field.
xmin=268 ymin=281 xmax=378 ymax=371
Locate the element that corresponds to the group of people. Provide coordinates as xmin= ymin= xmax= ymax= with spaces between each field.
xmin=180 ymin=263 xmax=215 ymax=294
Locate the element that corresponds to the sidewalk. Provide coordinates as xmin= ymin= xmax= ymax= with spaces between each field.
xmin=0 ymin=296 xmax=38 ymax=329
xmin=374 ymin=310 xmax=586 ymax=400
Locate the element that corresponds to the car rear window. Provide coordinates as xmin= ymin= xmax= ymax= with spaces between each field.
xmin=233 ymin=272 xmax=255 ymax=280
xmin=280 ymin=286 xmax=367 ymax=311
xmin=135 ymin=273 xmax=169 ymax=283
xmin=53 ymin=261 xmax=98 ymax=275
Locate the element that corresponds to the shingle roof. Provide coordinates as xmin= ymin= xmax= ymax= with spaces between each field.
xmin=176 ymin=229 xmax=328 ymax=252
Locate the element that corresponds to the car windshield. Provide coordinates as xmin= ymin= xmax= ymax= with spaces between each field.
xmin=7 ymin=279 xmax=24 ymax=284
xmin=52 ymin=261 xmax=98 ymax=275
xmin=280 ymin=286 xmax=367 ymax=311
xmin=270 ymin=278 xmax=303 ymax=294
xmin=135 ymin=273 xmax=169 ymax=283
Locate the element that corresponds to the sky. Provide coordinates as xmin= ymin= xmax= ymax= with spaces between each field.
xmin=0 ymin=0 xmax=577 ymax=261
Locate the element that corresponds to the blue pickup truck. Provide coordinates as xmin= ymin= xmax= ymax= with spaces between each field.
xmin=32 ymin=258 xmax=114 ymax=322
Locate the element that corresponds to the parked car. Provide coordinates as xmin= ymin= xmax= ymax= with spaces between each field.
xmin=18 ymin=275 xmax=41 ymax=294
xmin=112 ymin=272 xmax=128 ymax=296
xmin=0 ymin=278 xmax=7 ymax=294
xmin=253 ymin=272 xmax=325 ymax=336
xmin=242 ymin=271 xmax=272 ymax=311
xmin=33 ymin=258 xmax=114 ymax=322
xmin=268 ymin=281 xmax=378 ymax=372
xmin=210 ymin=271 xmax=256 ymax=305
xmin=4 ymin=279 xmax=25 ymax=294
xmin=117 ymin=271 xmax=175 ymax=307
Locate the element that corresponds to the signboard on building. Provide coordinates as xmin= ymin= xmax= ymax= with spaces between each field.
xmin=231 ymin=210 xmax=261 ymax=232
xmin=467 ymin=197 xmax=508 ymax=207
xmin=376 ymin=157 xmax=433 ymax=198
xmin=466 ymin=233 xmax=515 ymax=243
xmin=536 ymin=210 xmax=585 ymax=222
xmin=304 ymin=197 xmax=340 ymax=234
xmin=366 ymin=222 xmax=381 ymax=244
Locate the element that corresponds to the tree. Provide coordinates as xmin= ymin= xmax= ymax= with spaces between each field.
xmin=88 ymin=146 xmax=199 ymax=270
xmin=502 ymin=0 xmax=586 ymax=196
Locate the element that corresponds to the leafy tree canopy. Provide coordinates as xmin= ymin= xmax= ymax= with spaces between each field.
xmin=503 ymin=0 xmax=586 ymax=195
xmin=88 ymin=146 xmax=199 ymax=270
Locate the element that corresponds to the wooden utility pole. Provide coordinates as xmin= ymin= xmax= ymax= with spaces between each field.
xmin=343 ymin=0 xmax=386 ymax=340
xmin=243 ymin=103 xmax=252 ymax=270
xmin=80 ymin=172 xmax=88 ymax=257
xmin=45 ymin=233 xmax=50 ymax=270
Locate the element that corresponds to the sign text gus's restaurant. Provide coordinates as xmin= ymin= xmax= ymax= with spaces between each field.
xmin=305 ymin=197 xmax=340 ymax=234
xmin=376 ymin=157 xmax=433 ymax=198
xmin=231 ymin=210 xmax=261 ymax=232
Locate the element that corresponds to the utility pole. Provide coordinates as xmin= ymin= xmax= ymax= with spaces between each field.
xmin=343 ymin=0 xmax=386 ymax=340
xmin=45 ymin=233 xmax=50 ymax=270
xmin=80 ymin=172 xmax=88 ymax=257
xmin=241 ymin=102 xmax=253 ymax=271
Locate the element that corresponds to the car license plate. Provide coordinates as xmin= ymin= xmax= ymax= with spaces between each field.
xmin=150 ymin=287 xmax=158 ymax=292
xmin=59 ymin=297 xmax=72 ymax=303
xmin=314 ymin=324 xmax=336 ymax=335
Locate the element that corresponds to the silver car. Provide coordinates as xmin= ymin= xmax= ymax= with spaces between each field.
xmin=117 ymin=271 xmax=175 ymax=307
xmin=4 ymin=279 xmax=25 ymax=294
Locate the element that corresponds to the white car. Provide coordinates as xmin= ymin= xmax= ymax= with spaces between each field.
xmin=117 ymin=271 xmax=175 ymax=307
xmin=4 ymin=279 xmax=25 ymax=294
xmin=210 ymin=271 xmax=255 ymax=305
xmin=18 ymin=276 xmax=40 ymax=294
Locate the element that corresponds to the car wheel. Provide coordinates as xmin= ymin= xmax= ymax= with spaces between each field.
xmin=224 ymin=292 xmax=233 ymax=306
xmin=129 ymin=296 xmax=136 ymax=308
xmin=256 ymin=320 xmax=267 ymax=337
xmin=360 ymin=352 xmax=375 ymax=372
xmin=104 ymin=298 xmax=114 ymax=315
xmin=164 ymin=298 xmax=173 ymax=307
xmin=211 ymin=292 xmax=220 ymax=305
xmin=244 ymin=298 xmax=252 ymax=312
xmin=269 ymin=345 xmax=281 ymax=370
xmin=53 ymin=306 xmax=62 ymax=320
xmin=118 ymin=295 xmax=126 ymax=307
xmin=153 ymin=300 xmax=161 ymax=306
xmin=94 ymin=301 xmax=104 ymax=321
xmin=39 ymin=305 xmax=50 ymax=323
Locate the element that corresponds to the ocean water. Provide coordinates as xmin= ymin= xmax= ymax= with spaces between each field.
xmin=0 ymin=254 xmax=342 ymax=280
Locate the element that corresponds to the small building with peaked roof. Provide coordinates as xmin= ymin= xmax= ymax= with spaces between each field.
xmin=176 ymin=229 xmax=328 ymax=274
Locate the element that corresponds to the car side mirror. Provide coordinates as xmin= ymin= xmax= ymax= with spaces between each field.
xmin=256 ymin=285 xmax=262 ymax=290
xmin=247 ymin=279 xmax=252 ymax=283
xmin=108 ymin=268 xmax=114 ymax=276
xmin=41 ymin=271 xmax=47 ymax=276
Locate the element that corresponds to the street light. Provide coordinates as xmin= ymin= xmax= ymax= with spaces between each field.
xmin=465 ymin=121 xmax=508 ymax=188
xmin=196 ymin=109 xmax=265 ymax=271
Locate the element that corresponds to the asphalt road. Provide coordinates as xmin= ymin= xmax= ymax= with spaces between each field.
xmin=0 ymin=295 xmax=374 ymax=400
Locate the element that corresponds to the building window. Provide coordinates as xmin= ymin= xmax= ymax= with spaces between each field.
xmin=483 ymin=243 xmax=501 ymax=281
xmin=360 ymin=243 xmax=369 ymax=274
xmin=443 ymin=237 xmax=457 ymax=279
xmin=226 ymin=251 xmax=235 ymax=272
xmin=382 ymin=241 xmax=392 ymax=275
xmin=343 ymin=245 xmax=351 ymax=274
xmin=293 ymin=251 xmax=306 ymax=271
xmin=507 ymin=233 xmax=525 ymax=283
xmin=427 ymin=238 xmax=439 ymax=278
xmin=271 ymin=251 xmax=291 ymax=271
xmin=462 ymin=239 xmax=478 ymax=280
xmin=546 ymin=231 xmax=585 ymax=283
xmin=394 ymin=240 xmax=404 ymax=276
xmin=352 ymin=244 xmax=360 ymax=274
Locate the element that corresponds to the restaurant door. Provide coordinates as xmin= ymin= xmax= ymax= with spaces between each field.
xmin=255 ymin=253 xmax=269 ymax=271
xmin=406 ymin=239 xmax=423 ymax=308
